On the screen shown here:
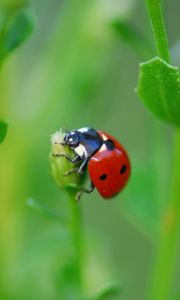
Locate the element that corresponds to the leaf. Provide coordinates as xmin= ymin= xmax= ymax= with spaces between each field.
xmin=90 ymin=282 xmax=121 ymax=300
xmin=110 ymin=20 xmax=153 ymax=59
xmin=0 ymin=120 xmax=8 ymax=143
xmin=0 ymin=8 xmax=35 ymax=59
xmin=137 ymin=56 xmax=180 ymax=127
xmin=26 ymin=198 xmax=68 ymax=225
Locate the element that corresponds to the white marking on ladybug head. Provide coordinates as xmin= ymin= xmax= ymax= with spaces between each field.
xmin=74 ymin=143 xmax=87 ymax=158
xmin=99 ymin=143 xmax=107 ymax=152
xmin=101 ymin=134 xmax=108 ymax=141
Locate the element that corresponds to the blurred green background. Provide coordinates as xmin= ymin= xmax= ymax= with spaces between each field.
xmin=0 ymin=0 xmax=179 ymax=299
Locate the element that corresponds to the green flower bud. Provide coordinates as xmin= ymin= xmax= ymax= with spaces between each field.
xmin=50 ymin=129 xmax=86 ymax=195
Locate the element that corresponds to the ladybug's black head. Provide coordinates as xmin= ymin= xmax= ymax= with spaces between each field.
xmin=63 ymin=130 xmax=80 ymax=148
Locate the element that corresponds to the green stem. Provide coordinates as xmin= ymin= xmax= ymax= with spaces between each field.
xmin=149 ymin=130 xmax=180 ymax=300
xmin=146 ymin=1 xmax=180 ymax=299
xmin=146 ymin=0 xmax=170 ymax=62
xmin=69 ymin=193 xmax=83 ymax=290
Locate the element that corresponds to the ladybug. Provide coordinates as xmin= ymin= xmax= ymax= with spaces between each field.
xmin=54 ymin=127 xmax=130 ymax=200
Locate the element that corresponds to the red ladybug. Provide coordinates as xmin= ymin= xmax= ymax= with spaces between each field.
xmin=54 ymin=127 xmax=130 ymax=200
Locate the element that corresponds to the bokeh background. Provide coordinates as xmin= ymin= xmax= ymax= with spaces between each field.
xmin=0 ymin=0 xmax=179 ymax=299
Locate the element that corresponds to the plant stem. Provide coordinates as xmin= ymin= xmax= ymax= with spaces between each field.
xmin=146 ymin=0 xmax=170 ymax=62
xmin=149 ymin=130 xmax=180 ymax=300
xmin=146 ymin=1 xmax=180 ymax=299
xmin=69 ymin=193 xmax=83 ymax=290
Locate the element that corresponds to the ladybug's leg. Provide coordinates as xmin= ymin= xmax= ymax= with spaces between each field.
xmin=64 ymin=168 xmax=79 ymax=176
xmin=75 ymin=181 xmax=95 ymax=201
xmin=77 ymin=159 xmax=88 ymax=175
xmin=53 ymin=154 xmax=81 ymax=164
xmin=64 ymin=158 xmax=87 ymax=176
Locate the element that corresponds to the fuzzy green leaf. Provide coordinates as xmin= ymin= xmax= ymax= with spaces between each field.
xmin=0 ymin=8 xmax=35 ymax=59
xmin=0 ymin=120 xmax=8 ymax=143
xmin=137 ymin=57 xmax=180 ymax=127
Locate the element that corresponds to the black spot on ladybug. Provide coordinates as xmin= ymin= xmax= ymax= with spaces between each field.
xmin=99 ymin=173 xmax=107 ymax=180
xmin=105 ymin=139 xmax=115 ymax=151
xmin=120 ymin=165 xmax=127 ymax=175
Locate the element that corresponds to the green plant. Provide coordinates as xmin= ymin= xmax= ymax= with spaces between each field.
xmin=0 ymin=0 xmax=179 ymax=299
xmin=110 ymin=0 xmax=180 ymax=299
xmin=0 ymin=5 xmax=34 ymax=65
xmin=0 ymin=2 xmax=34 ymax=145
xmin=29 ymin=1 xmax=180 ymax=299
xmin=137 ymin=1 xmax=180 ymax=300
xmin=48 ymin=130 xmax=121 ymax=299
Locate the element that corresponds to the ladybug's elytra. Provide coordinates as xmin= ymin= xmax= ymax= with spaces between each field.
xmin=53 ymin=127 xmax=130 ymax=200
